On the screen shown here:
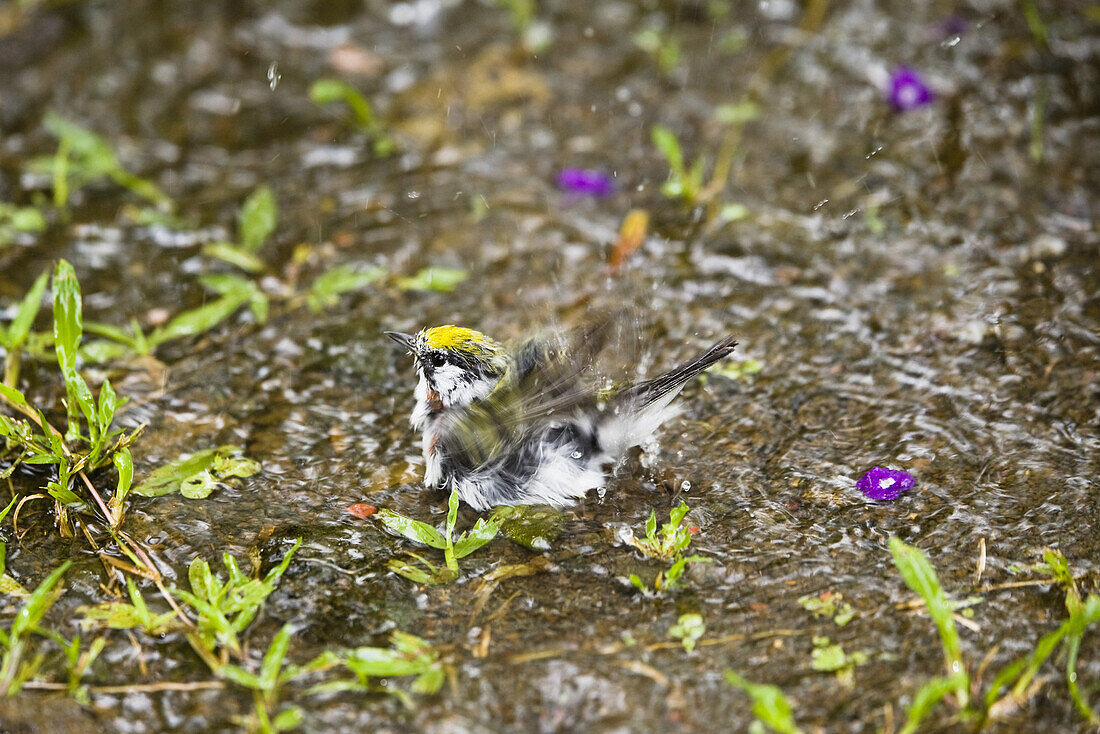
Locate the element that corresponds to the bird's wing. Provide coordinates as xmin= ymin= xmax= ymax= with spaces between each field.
xmin=434 ymin=321 xmax=613 ymax=472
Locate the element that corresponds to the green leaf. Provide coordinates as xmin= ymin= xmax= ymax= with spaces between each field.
xmin=668 ymin=501 xmax=690 ymax=529
xmin=48 ymin=481 xmax=88 ymax=510
xmin=343 ymin=648 xmax=424 ymax=678
xmin=889 ymin=537 xmax=966 ymax=701
xmin=272 ymin=706 xmax=304 ymax=731
xmin=212 ymin=454 xmax=261 ymax=480
xmin=0 ymin=495 xmax=17 ymax=524
xmin=0 ymin=384 xmax=28 ymax=408
xmin=239 ymin=186 xmax=278 ymax=253
xmin=218 ymin=664 xmax=261 ymax=690
xmin=715 ymin=101 xmax=761 ymax=125
xmin=644 ymin=510 xmax=657 ymax=539
xmin=669 ymin=612 xmax=705 ymax=653
xmin=97 ymin=378 xmax=118 ymax=434
xmin=376 ymin=510 xmax=448 ymax=549
xmin=149 ymin=292 xmax=250 ymax=346
xmin=306 ymin=266 xmax=385 ymax=312
xmin=899 ymin=673 xmax=968 ymax=734
xmin=133 ymin=444 xmax=255 ymax=497
xmin=260 ymin=624 xmax=293 ymax=690
xmin=0 ymin=571 xmax=29 ymax=598
xmin=198 ymin=272 xmax=259 ymax=298
xmin=8 ymin=207 xmax=47 ymax=234
xmin=810 ymin=639 xmax=849 ymax=672
xmin=43 ymin=113 xmax=119 ymax=180
xmin=387 ymin=559 xmax=439 ymax=585
xmin=1065 ymin=594 xmax=1100 ymax=724
xmin=201 ymin=244 xmax=267 ymax=274
xmin=6 ymin=270 xmax=50 ymax=350
xmin=412 ymin=666 xmax=444 ymax=694
xmin=725 ymin=670 xmax=803 ymax=734
xmin=261 ymin=538 xmax=301 ymax=589
xmin=180 ymin=470 xmax=219 ymax=499
xmin=718 ymin=203 xmax=750 ymax=223
xmin=452 ymin=516 xmax=501 ymax=559
xmin=53 ymin=260 xmax=96 ymax=439
xmin=310 ymin=79 xmax=376 ymax=128
xmin=108 ymin=447 xmax=134 ymax=517
xmin=707 ymin=358 xmax=763 ymax=381
xmin=651 ymin=125 xmax=684 ymax=176
xmin=395 ymin=267 xmax=469 ymax=293
xmin=188 ymin=557 xmax=215 ymax=602
xmin=11 ymin=561 xmax=71 ymax=640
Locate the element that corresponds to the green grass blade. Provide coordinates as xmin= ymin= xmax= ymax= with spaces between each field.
xmin=260 ymin=624 xmax=293 ymax=691
xmin=10 ymin=561 xmax=71 ymax=639
xmin=7 ymin=270 xmax=49 ymax=350
xmin=899 ymin=673 xmax=968 ymax=734
xmin=725 ymin=670 xmax=803 ymax=734
xmin=218 ymin=663 xmax=261 ymax=690
xmin=889 ymin=537 xmax=967 ymax=703
xmin=376 ymin=510 xmax=447 ymax=549
xmin=239 ymin=185 xmax=277 ymax=253
xmin=452 ymin=516 xmax=501 ymax=559
xmin=651 ymin=125 xmax=685 ymax=176
xmin=53 ymin=260 xmax=96 ymax=439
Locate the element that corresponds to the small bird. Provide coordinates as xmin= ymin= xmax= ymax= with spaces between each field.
xmin=385 ymin=324 xmax=736 ymax=510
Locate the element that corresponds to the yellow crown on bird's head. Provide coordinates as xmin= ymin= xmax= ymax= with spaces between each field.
xmin=417 ymin=325 xmax=499 ymax=354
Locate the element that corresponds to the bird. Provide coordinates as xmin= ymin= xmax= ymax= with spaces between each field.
xmin=385 ymin=323 xmax=736 ymax=511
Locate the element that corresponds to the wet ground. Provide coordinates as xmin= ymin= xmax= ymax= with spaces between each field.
xmin=1 ymin=0 xmax=1098 ymax=732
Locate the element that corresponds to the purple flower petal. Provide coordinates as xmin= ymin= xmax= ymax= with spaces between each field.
xmin=557 ymin=168 xmax=615 ymax=197
xmin=937 ymin=16 xmax=969 ymax=38
xmin=857 ymin=467 xmax=916 ymax=501
xmin=887 ymin=67 xmax=935 ymax=112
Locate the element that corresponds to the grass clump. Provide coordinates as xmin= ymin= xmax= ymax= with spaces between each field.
xmin=0 ymin=562 xmax=71 ymax=697
xmin=309 ymin=79 xmax=395 ymax=157
xmin=376 ymin=486 xmax=501 ymax=585
xmin=171 ymin=539 xmax=302 ymax=665
xmin=625 ymin=501 xmax=710 ymax=595
xmin=889 ymin=538 xmax=1100 ymax=732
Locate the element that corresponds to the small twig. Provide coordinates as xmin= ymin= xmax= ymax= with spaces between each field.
xmin=505 ymin=648 xmax=567 ymax=664
xmin=119 ymin=531 xmax=196 ymax=630
xmin=483 ymin=590 xmax=523 ymax=624
xmin=12 ymin=493 xmax=47 ymax=535
xmin=953 ymin=612 xmax=981 ymax=633
xmin=977 ymin=579 xmax=1054 ymax=593
xmin=618 ymin=660 xmax=670 ymax=687
xmin=78 ymin=470 xmax=117 ymax=528
xmin=99 ymin=553 xmax=158 ymax=580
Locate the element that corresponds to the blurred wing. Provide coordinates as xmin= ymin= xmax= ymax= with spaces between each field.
xmin=434 ymin=320 xmax=614 ymax=471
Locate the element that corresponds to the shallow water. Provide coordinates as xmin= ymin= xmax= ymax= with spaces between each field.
xmin=1 ymin=1 xmax=1098 ymax=732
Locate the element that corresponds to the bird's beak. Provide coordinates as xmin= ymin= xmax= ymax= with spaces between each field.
xmin=384 ymin=331 xmax=415 ymax=351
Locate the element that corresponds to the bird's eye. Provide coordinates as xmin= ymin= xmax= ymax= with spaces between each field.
xmin=427 ymin=353 xmax=447 ymax=369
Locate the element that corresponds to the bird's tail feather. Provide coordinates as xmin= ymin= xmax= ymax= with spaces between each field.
xmin=598 ymin=336 xmax=736 ymax=456
xmin=618 ymin=336 xmax=737 ymax=408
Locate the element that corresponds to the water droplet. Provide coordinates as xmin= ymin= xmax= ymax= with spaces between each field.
xmin=407 ymin=190 xmax=421 ymax=200
xmin=570 ymin=450 xmax=583 ymax=460
xmin=680 ymin=480 xmax=692 ymax=492
xmin=865 ymin=146 xmax=883 ymax=159
xmin=812 ymin=199 xmax=829 ymax=211
xmin=267 ymin=62 xmax=281 ymax=91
